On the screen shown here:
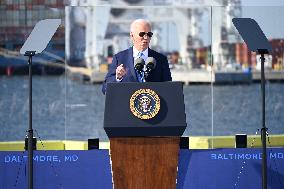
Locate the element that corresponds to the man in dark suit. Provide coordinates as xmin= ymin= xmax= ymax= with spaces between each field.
xmin=102 ymin=19 xmax=172 ymax=94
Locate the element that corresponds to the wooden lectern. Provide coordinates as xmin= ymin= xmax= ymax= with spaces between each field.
xmin=104 ymin=82 xmax=187 ymax=189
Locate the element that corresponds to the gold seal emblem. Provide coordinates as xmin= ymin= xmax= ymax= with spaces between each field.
xmin=130 ymin=89 xmax=160 ymax=120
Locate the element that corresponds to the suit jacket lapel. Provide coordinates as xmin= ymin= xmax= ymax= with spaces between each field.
xmin=128 ymin=47 xmax=138 ymax=82
xmin=148 ymin=48 xmax=153 ymax=57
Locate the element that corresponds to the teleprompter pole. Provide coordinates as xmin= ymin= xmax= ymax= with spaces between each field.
xmin=25 ymin=51 xmax=36 ymax=189
xmin=259 ymin=51 xmax=267 ymax=189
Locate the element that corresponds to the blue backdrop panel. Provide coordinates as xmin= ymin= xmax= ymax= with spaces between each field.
xmin=0 ymin=150 xmax=112 ymax=189
xmin=177 ymin=148 xmax=284 ymax=189
xmin=1 ymin=148 xmax=284 ymax=188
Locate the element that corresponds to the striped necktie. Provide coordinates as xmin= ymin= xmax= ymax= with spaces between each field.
xmin=138 ymin=52 xmax=144 ymax=59
xmin=136 ymin=52 xmax=144 ymax=82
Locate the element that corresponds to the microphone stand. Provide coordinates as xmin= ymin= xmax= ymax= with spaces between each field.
xmin=142 ymin=66 xmax=146 ymax=82
xmin=137 ymin=64 xmax=146 ymax=82
xmin=144 ymin=66 xmax=154 ymax=82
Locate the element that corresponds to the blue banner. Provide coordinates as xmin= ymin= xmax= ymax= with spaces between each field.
xmin=1 ymin=148 xmax=284 ymax=188
xmin=0 ymin=150 xmax=112 ymax=189
xmin=177 ymin=148 xmax=284 ymax=189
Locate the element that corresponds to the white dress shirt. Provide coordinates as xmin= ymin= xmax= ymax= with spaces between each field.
xmin=133 ymin=47 xmax=148 ymax=61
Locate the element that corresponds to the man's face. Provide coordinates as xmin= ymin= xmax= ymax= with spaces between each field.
xmin=130 ymin=22 xmax=152 ymax=51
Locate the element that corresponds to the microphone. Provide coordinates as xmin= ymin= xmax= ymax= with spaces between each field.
xmin=134 ymin=57 xmax=145 ymax=72
xmin=145 ymin=57 xmax=156 ymax=79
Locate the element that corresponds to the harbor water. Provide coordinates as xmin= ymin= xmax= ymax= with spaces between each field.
xmin=1 ymin=76 xmax=284 ymax=142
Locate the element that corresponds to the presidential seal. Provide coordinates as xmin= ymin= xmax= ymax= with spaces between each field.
xmin=130 ymin=89 xmax=160 ymax=120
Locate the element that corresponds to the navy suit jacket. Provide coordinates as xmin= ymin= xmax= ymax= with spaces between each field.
xmin=102 ymin=47 xmax=172 ymax=94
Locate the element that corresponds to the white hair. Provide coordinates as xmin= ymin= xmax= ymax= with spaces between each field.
xmin=130 ymin=19 xmax=151 ymax=33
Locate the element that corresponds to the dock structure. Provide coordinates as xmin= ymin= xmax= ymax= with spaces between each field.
xmin=171 ymin=69 xmax=214 ymax=84
xmin=173 ymin=70 xmax=284 ymax=84
xmin=252 ymin=71 xmax=284 ymax=81
xmin=89 ymin=69 xmax=284 ymax=85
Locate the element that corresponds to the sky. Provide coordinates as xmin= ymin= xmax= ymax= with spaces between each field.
xmin=241 ymin=2 xmax=284 ymax=39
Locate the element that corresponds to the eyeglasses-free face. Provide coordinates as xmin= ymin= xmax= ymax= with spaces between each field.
xmin=138 ymin=32 xmax=153 ymax=38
